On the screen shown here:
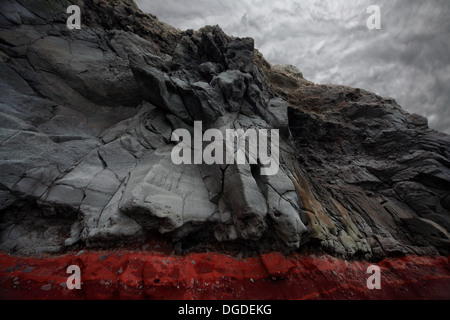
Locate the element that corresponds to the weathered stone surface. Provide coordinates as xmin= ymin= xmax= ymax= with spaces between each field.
xmin=284 ymin=80 xmax=450 ymax=258
xmin=0 ymin=0 xmax=448 ymax=259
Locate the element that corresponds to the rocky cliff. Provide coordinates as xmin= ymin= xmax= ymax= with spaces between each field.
xmin=0 ymin=0 xmax=449 ymax=263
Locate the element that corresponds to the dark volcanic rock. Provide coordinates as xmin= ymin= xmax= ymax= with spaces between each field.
xmin=283 ymin=83 xmax=450 ymax=258
xmin=0 ymin=0 xmax=449 ymax=259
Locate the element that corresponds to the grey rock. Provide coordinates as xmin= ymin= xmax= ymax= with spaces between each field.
xmin=120 ymin=151 xmax=218 ymax=237
xmin=223 ymin=164 xmax=268 ymax=241
xmin=0 ymin=0 xmax=448 ymax=259
xmin=403 ymin=218 xmax=450 ymax=248
xmin=41 ymin=284 xmax=52 ymax=291
xmin=211 ymin=70 xmax=247 ymax=112
xmin=225 ymin=38 xmax=255 ymax=74
xmin=198 ymin=62 xmax=222 ymax=82
xmin=265 ymin=98 xmax=291 ymax=137
xmin=132 ymin=64 xmax=192 ymax=123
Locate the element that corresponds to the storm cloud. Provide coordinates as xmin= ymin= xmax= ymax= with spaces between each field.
xmin=135 ymin=0 xmax=450 ymax=133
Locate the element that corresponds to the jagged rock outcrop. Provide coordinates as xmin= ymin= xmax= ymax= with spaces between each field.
xmin=0 ymin=0 xmax=449 ymax=260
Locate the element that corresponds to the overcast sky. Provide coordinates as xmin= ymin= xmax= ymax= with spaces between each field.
xmin=135 ymin=0 xmax=450 ymax=134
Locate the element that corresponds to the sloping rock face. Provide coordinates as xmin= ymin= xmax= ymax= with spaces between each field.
xmin=0 ymin=0 xmax=449 ymax=260
xmin=263 ymin=66 xmax=450 ymax=259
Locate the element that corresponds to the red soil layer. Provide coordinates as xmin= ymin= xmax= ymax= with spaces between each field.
xmin=0 ymin=250 xmax=449 ymax=300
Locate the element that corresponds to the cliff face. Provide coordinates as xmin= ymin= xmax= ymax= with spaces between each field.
xmin=0 ymin=0 xmax=449 ymax=262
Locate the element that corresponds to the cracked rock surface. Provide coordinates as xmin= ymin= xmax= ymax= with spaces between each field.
xmin=0 ymin=0 xmax=449 ymax=260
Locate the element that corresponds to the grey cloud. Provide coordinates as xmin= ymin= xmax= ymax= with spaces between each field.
xmin=136 ymin=0 xmax=450 ymax=133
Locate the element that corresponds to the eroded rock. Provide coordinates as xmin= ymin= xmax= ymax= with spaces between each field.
xmin=0 ymin=0 xmax=449 ymax=259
